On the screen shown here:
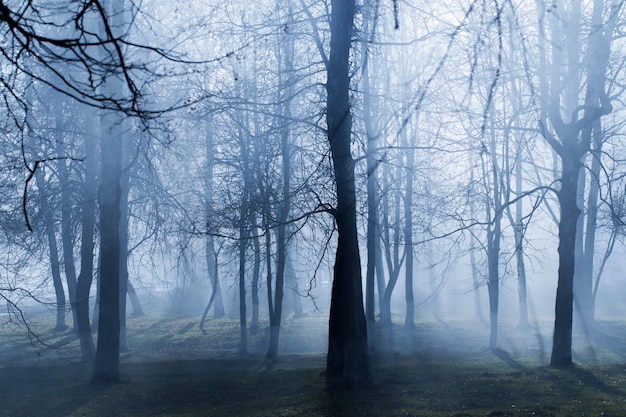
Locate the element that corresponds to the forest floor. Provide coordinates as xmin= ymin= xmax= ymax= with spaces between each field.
xmin=2 ymin=311 xmax=626 ymax=416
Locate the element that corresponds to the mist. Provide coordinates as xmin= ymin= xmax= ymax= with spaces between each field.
xmin=2 ymin=0 xmax=626 ymax=415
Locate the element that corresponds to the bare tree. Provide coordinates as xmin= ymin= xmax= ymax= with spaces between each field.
xmin=535 ymin=0 xmax=620 ymax=367
xmin=325 ymin=0 xmax=370 ymax=385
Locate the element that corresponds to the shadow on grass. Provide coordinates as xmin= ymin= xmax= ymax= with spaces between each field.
xmin=491 ymin=348 xmax=524 ymax=370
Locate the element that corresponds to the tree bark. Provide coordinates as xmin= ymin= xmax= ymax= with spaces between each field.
xmin=203 ymin=117 xmax=225 ymax=322
xmin=55 ymin=120 xmax=78 ymax=330
xmin=325 ymin=0 xmax=370 ymax=385
xmin=93 ymin=110 xmax=122 ymax=382
xmin=36 ymin=168 xmax=67 ymax=332
xmin=127 ymin=280 xmax=144 ymax=317
xmin=551 ymin=155 xmax=580 ymax=367
xmin=118 ymin=138 xmax=131 ymax=352
xmin=92 ymin=0 xmax=124 ymax=382
xmin=75 ymin=110 xmax=98 ymax=362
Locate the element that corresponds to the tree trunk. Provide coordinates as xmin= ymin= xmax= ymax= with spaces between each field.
xmin=36 ymin=168 xmax=67 ymax=332
xmin=486 ymin=116 xmax=502 ymax=351
xmin=402 ymin=113 xmax=416 ymax=331
xmin=380 ymin=163 xmax=403 ymax=328
xmin=325 ymin=0 xmax=370 ymax=385
xmin=267 ymin=94 xmax=291 ymax=360
xmin=118 ymin=140 xmax=131 ymax=352
xmin=92 ymin=0 xmax=124 ymax=382
xmin=55 ymin=128 xmax=78 ymax=330
xmin=551 ymin=156 xmax=581 ymax=367
xmin=93 ymin=110 xmax=122 ymax=382
xmin=203 ymin=117 xmax=224 ymax=322
xmin=513 ymin=138 xmax=529 ymax=330
xmin=237 ymin=135 xmax=250 ymax=353
xmin=286 ymin=253 xmax=304 ymax=318
xmin=127 ymin=280 xmax=144 ymax=317
xmin=75 ymin=112 xmax=98 ymax=362
xmin=250 ymin=221 xmax=261 ymax=335
xmin=362 ymin=26 xmax=379 ymax=342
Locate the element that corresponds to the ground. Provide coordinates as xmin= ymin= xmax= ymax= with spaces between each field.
xmin=1 ymin=312 xmax=626 ymax=416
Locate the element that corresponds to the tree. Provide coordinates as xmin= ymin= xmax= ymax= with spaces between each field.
xmin=92 ymin=0 xmax=125 ymax=382
xmin=535 ymin=0 xmax=619 ymax=367
xmin=75 ymin=105 xmax=98 ymax=362
xmin=325 ymin=0 xmax=370 ymax=385
xmin=267 ymin=2 xmax=295 ymax=358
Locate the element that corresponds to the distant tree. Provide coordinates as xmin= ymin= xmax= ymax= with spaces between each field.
xmin=267 ymin=2 xmax=295 ymax=358
xmin=200 ymin=116 xmax=226 ymax=326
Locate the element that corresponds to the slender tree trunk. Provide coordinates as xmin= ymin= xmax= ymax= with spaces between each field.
xmin=361 ymin=20 xmax=379 ymax=343
xmin=403 ymin=165 xmax=415 ymax=331
xmin=402 ymin=109 xmax=416 ymax=331
xmin=267 ymin=91 xmax=291 ymax=360
xmin=36 ymin=169 xmax=68 ymax=332
xmin=487 ymin=115 xmax=502 ymax=351
xmin=513 ymin=138 xmax=529 ymax=330
xmin=380 ymin=163 xmax=403 ymax=328
xmin=326 ymin=0 xmax=370 ymax=385
xmin=585 ymin=120 xmax=602 ymax=322
xmin=286 ymin=253 xmax=304 ymax=318
xmin=237 ymin=125 xmax=251 ymax=353
xmin=75 ymin=113 xmax=98 ymax=362
xmin=238 ymin=207 xmax=248 ymax=354
xmin=203 ymin=117 xmax=224 ymax=322
xmin=55 ymin=128 xmax=78 ymax=329
xmin=127 ymin=280 xmax=144 ymax=317
xmin=118 ymin=139 xmax=131 ymax=352
xmin=250 ymin=220 xmax=261 ymax=336
xmin=487 ymin=229 xmax=500 ymax=350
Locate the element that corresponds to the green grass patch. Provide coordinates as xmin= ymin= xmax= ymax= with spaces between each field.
xmin=2 ymin=314 xmax=626 ymax=416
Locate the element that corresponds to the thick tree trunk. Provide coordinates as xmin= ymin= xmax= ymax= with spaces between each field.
xmin=551 ymin=157 xmax=581 ymax=367
xmin=325 ymin=0 xmax=370 ymax=385
xmin=93 ymin=111 xmax=122 ymax=382
xmin=545 ymin=0 xmax=618 ymax=367
xmin=92 ymin=0 xmax=125 ymax=383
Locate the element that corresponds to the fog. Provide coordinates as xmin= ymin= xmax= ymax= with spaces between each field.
xmin=1 ymin=0 xmax=626 ymax=409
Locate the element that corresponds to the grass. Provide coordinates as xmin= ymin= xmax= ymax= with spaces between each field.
xmin=2 ymin=312 xmax=626 ymax=416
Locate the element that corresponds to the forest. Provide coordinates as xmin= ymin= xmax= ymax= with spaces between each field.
xmin=2 ymin=0 xmax=626 ymax=415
